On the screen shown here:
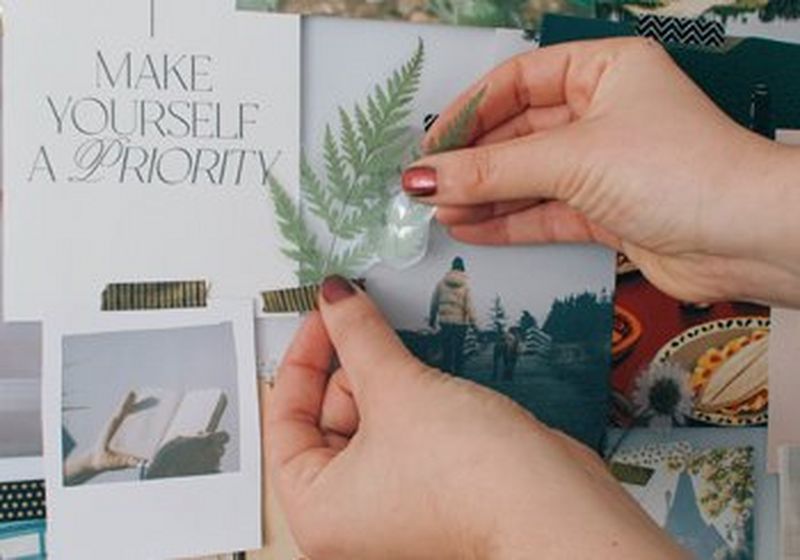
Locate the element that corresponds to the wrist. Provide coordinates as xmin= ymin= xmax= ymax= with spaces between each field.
xmin=714 ymin=134 xmax=800 ymax=306
xmin=64 ymin=454 xmax=99 ymax=485
xmin=489 ymin=505 xmax=689 ymax=560
xmin=477 ymin=459 xmax=690 ymax=560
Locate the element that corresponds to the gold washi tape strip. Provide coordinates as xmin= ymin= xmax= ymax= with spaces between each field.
xmin=261 ymin=285 xmax=320 ymax=314
xmin=261 ymin=279 xmax=366 ymax=314
xmin=101 ymin=281 xmax=207 ymax=311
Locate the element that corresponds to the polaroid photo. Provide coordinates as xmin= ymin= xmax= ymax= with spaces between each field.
xmin=42 ymin=301 xmax=261 ymax=559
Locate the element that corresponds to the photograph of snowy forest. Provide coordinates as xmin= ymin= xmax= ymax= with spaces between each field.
xmin=367 ymin=227 xmax=616 ymax=449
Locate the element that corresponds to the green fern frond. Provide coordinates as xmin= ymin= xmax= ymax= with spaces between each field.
xmin=267 ymin=175 xmax=325 ymax=281
xmin=323 ymin=125 xmax=351 ymax=202
xmin=330 ymin=199 xmax=388 ymax=241
xmin=301 ymin=157 xmax=339 ymax=229
xmin=339 ymin=108 xmax=364 ymax=171
xmin=428 ymin=87 xmax=487 ymax=154
xmin=272 ymin=40 xmax=426 ymax=284
xmin=325 ymin=239 xmax=379 ymax=278
xmin=354 ymin=104 xmax=373 ymax=151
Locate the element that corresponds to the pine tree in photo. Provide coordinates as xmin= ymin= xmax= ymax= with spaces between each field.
xmin=517 ymin=310 xmax=550 ymax=356
xmin=518 ymin=310 xmax=538 ymax=332
xmin=488 ymin=295 xmax=507 ymax=333
xmin=463 ymin=324 xmax=481 ymax=363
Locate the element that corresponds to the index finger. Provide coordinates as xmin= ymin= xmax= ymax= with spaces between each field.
xmin=422 ymin=39 xmax=613 ymax=152
xmin=268 ymin=312 xmax=335 ymax=487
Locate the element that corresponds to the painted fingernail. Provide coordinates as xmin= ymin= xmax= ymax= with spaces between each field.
xmin=402 ymin=166 xmax=437 ymax=197
xmin=321 ymin=275 xmax=356 ymax=304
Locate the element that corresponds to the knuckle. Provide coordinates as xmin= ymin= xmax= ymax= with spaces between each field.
xmin=466 ymin=147 xmax=497 ymax=200
xmin=331 ymin=299 xmax=394 ymax=353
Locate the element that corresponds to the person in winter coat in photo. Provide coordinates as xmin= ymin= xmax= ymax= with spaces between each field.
xmin=429 ymin=257 xmax=477 ymax=376
xmin=493 ymin=326 xmax=522 ymax=381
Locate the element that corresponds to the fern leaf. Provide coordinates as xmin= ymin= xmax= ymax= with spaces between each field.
xmin=279 ymin=39 xmax=426 ymax=279
xmin=354 ymin=104 xmax=373 ymax=149
xmin=329 ymin=199 xmax=387 ymax=241
xmin=374 ymin=83 xmax=389 ymax=114
xmin=366 ymin=95 xmax=383 ymax=137
xmin=339 ymin=108 xmax=363 ymax=171
xmin=301 ymin=157 xmax=339 ymax=229
xmin=323 ymin=125 xmax=351 ymax=204
xmin=267 ymin=175 xmax=326 ymax=282
xmin=428 ymin=87 xmax=486 ymax=154
xmin=326 ymin=239 xmax=379 ymax=278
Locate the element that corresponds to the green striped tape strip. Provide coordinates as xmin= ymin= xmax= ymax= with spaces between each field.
xmin=261 ymin=285 xmax=319 ymax=313
xmin=609 ymin=462 xmax=655 ymax=486
xmin=261 ymin=279 xmax=366 ymax=314
xmin=101 ymin=281 xmax=207 ymax=311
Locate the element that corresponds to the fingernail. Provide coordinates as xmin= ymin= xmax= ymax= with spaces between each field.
xmin=321 ymin=275 xmax=356 ymax=304
xmin=402 ymin=166 xmax=437 ymax=197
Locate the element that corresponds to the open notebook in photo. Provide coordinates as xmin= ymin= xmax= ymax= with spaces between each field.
xmin=108 ymin=388 xmax=228 ymax=464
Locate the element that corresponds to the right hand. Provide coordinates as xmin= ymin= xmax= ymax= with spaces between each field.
xmin=404 ymin=38 xmax=800 ymax=307
xmin=146 ymin=432 xmax=230 ymax=479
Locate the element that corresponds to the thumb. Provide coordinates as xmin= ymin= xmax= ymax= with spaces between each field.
xmin=402 ymin=126 xmax=583 ymax=206
xmin=318 ymin=275 xmax=422 ymax=403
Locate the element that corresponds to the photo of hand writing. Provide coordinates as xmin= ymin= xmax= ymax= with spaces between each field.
xmin=61 ymin=323 xmax=241 ymax=486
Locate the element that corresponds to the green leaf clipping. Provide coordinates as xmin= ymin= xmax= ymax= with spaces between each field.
xmin=427 ymin=87 xmax=486 ymax=154
xmin=268 ymin=41 xmax=488 ymax=286
xmin=268 ymin=39 xmax=425 ymax=284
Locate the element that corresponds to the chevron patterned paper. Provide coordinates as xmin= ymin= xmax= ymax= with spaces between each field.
xmin=636 ymin=15 xmax=725 ymax=49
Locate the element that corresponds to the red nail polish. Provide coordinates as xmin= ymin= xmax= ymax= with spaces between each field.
xmin=321 ymin=275 xmax=356 ymax=304
xmin=402 ymin=166 xmax=437 ymax=197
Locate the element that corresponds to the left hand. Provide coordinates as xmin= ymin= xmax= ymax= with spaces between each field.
xmin=267 ymin=276 xmax=687 ymax=560
xmin=63 ymin=391 xmax=140 ymax=485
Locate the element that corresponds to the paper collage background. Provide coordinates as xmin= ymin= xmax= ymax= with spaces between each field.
xmin=2 ymin=1 xmax=799 ymax=558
